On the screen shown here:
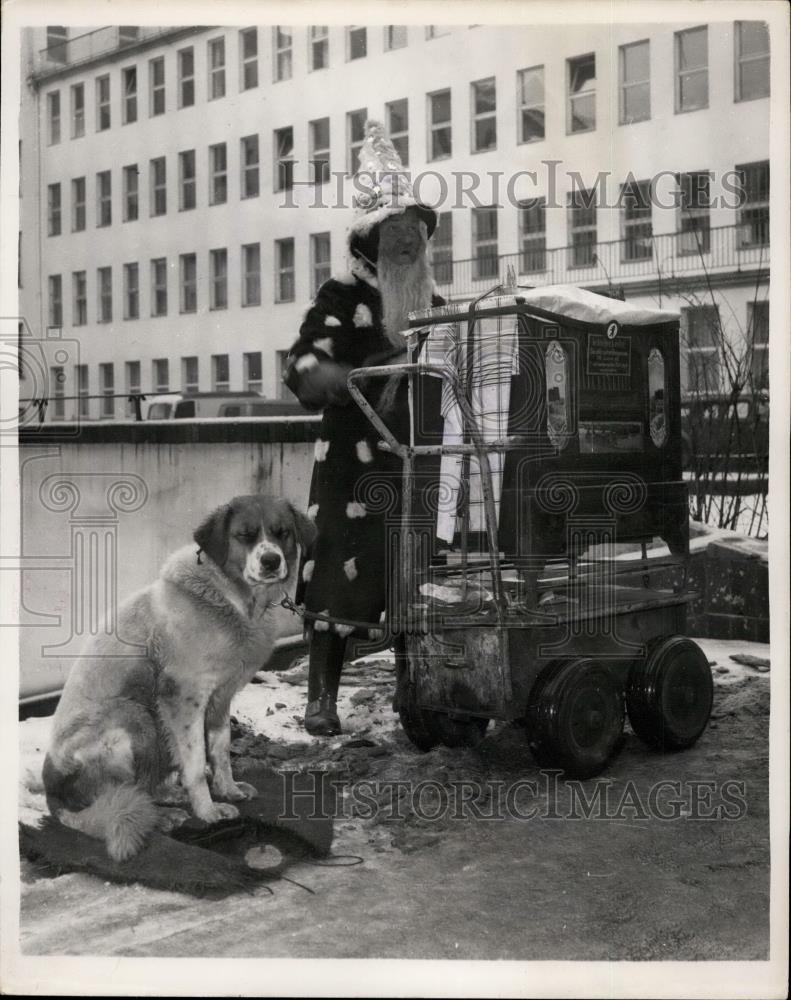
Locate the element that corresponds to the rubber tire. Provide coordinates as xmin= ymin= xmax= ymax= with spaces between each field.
xmin=398 ymin=681 xmax=441 ymax=752
xmin=526 ymin=658 xmax=625 ymax=779
xmin=433 ymin=713 xmax=490 ymax=749
xmin=626 ymin=636 xmax=713 ymax=751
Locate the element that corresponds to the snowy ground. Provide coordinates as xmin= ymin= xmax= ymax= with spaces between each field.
xmin=17 ymin=637 xmax=771 ymax=960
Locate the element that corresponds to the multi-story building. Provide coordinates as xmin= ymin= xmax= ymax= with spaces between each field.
xmin=19 ymin=21 xmax=770 ymax=420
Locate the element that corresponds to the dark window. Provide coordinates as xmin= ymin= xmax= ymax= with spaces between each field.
xmin=519 ymin=198 xmax=546 ymax=272
xmin=428 ymin=89 xmax=451 ymax=160
xmin=471 ymin=77 xmax=496 ymax=152
xmin=472 ymin=207 xmax=498 ymax=279
xmin=736 ymin=161 xmax=769 ymax=247
xmin=517 ymin=66 xmax=545 ymax=142
xmin=568 ymin=54 xmax=596 ymax=132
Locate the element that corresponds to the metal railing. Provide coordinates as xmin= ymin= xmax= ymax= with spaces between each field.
xmin=33 ymin=26 xmax=197 ymax=79
xmin=435 ymin=223 xmax=770 ymax=301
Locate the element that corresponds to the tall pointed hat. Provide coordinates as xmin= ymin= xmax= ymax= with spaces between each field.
xmin=349 ymin=120 xmax=437 ymax=238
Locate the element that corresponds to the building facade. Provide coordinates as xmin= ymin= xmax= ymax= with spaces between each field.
xmin=19 ymin=21 xmax=770 ymax=420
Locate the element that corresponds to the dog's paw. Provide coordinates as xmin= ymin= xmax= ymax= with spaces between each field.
xmin=157 ymin=807 xmax=190 ymax=833
xmin=194 ymin=801 xmax=240 ymax=824
xmin=211 ymin=778 xmax=258 ymax=801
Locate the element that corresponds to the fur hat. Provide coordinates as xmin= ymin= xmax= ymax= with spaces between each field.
xmin=349 ymin=120 xmax=437 ymax=239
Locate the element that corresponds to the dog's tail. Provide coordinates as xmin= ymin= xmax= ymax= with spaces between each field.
xmin=58 ymin=785 xmax=159 ymax=862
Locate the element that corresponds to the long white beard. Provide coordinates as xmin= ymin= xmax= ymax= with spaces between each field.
xmin=378 ymin=248 xmax=434 ymax=349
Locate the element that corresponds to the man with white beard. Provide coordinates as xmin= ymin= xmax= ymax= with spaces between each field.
xmin=285 ymin=120 xmax=445 ymax=736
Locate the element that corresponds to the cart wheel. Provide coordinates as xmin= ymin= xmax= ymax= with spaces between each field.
xmin=397 ymin=683 xmax=441 ymax=752
xmin=526 ymin=658 xmax=625 ymax=778
xmin=433 ymin=713 xmax=490 ymax=749
xmin=626 ymin=636 xmax=713 ymax=751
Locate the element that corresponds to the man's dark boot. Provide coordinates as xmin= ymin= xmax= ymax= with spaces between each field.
xmin=304 ymin=630 xmax=346 ymax=736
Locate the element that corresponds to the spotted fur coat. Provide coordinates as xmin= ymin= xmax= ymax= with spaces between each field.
xmin=288 ymin=257 xmax=444 ymax=638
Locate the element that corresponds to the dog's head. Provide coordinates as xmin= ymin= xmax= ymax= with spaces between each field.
xmin=194 ymin=495 xmax=317 ymax=591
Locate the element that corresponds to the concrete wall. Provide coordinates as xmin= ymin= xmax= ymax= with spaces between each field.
xmin=18 ymin=418 xmax=318 ymax=699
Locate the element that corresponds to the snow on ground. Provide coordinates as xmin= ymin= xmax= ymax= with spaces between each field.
xmin=19 ymin=638 xmax=770 ymax=831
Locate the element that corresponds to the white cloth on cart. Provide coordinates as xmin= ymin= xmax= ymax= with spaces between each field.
xmin=420 ymin=316 xmax=519 ymax=543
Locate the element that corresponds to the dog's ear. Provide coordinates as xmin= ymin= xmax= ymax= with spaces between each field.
xmin=289 ymin=503 xmax=318 ymax=554
xmin=193 ymin=504 xmax=233 ymax=567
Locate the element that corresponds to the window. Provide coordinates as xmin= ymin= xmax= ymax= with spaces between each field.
xmin=310 ymin=26 xmax=329 ymax=70
xmin=273 ymin=27 xmax=292 ymax=81
xmin=472 ymin=207 xmax=498 ymax=279
xmin=48 ymin=275 xmax=63 ymax=327
xmin=430 ymin=212 xmax=453 ymax=284
xmin=386 ymin=99 xmax=409 ymax=165
xmin=123 ymin=164 xmax=138 ymax=221
xmin=208 ymin=37 xmax=226 ymax=100
xmin=244 ymin=352 xmax=263 ymax=393
xmin=242 ymin=242 xmax=261 ymax=306
xmin=274 ymin=126 xmax=294 ymax=191
xmin=385 ymin=26 xmax=407 ymax=51
xmin=96 ymin=75 xmax=110 ymax=130
xmin=240 ymin=135 xmax=260 ymax=198
xmin=47 ymin=183 xmax=61 ymax=236
xmin=99 ymin=363 xmax=115 ymax=418
xmin=150 ymin=157 xmax=167 ymax=216
xmin=677 ymin=171 xmax=711 ymax=255
xmin=209 ymin=143 xmax=228 ymax=204
xmin=212 ymin=354 xmax=230 ymax=391
xmin=519 ymin=198 xmax=547 ymax=272
xmin=275 ymin=238 xmax=295 ymax=301
xmin=153 ymin=359 xmax=170 ymax=393
xmin=736 ymin=161 xmax=769 ymax=247
xmin=178 ymin=47 xmax=195 ymax=107
xmin=309 ymin=117 xmax=330 ymax=185
xmin=97 ymin=266 xmax=112 ymax=322
xmin=123 ymin=263 xmax=139 ymax=319
xmin=620 ymin=179 xmax=653 ymax=260
xmin=180 ymin=253 xmax=197 ymax=313
xmin=76 ymin=364 xmax=89 ymax=418
xmin=619 ymin=40 xmax=650 ymax=124
xmin=347 ymin=109 xmax=367 ymax=174
xmin=568 ymin=54 xmax=596 ymax=132
xmin=276 ymin=350 xmax=292 ymax=399
xmin=428 ymin=89 xmax=451 ymax=160
xmin=240 ymin=28 xmax=258 ymax=89
xmin=178 ymin=150 xmax=196 ymax=210
xmin=48 ymin=365 xmax=66 ymax=419
xmin=749 ymin=300 xmax=769 ymax=389
xmin=151 ymin=258 xmax=168 ymax=316
xmin=210 ymin=248 xmax=228 ymax=309
xmin=675 ymin=26 xmax=708 ymax=113
xmin=149 ymin=56 xmax=165 ymax=115
xmin=96 ymin=170 xmax=112 ymax=227
xmin=426 ymin=26 xmax=451 ymax=39
xmin=310 ymin=233 xmax=331 ymax=294
xmin=471 ymin=78 xmax=497 ymax=152
xmin=182 ymin=356 xmax=199 ymax=393
xmin=47 ymin=92 xmax=61 ymax=144
xmin=71 ymin=83 xmax=85 ymax=137
xmin=46 ymin=26 xmax=68 ymax=63
xmin=122 ymin=66 xmax=137 ymax=124
xmin=125 ymin=361 xmax=141 ymax=417
xmin=517 ymin=66 xmax=545 ymax=143
xmin=735 ymin=21 xmax=770 ymax=101
xmin=71 ymin=177 xmax=86 ymax=231
xmin=682 ymin=305 xmax=720 ymax=393
xmin=118 ymin=27 xmax=140 ymax=47
xmin=347 ymin=26 xmax=367 ymax=60
xmin=568 ymin=188 xmax=597 ymax=267
xmin=73 ymin=271 xmax=87 ymax=325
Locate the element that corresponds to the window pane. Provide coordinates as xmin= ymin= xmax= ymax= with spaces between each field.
xmin=519 ymin=67 xmax=543 ymax=106
xmin=678 ymin=27 xmax=706 ymax=70
xmin=623 ymin=40 xmax=649 ymax=82
xmin=473 ymin=78 xmax=496 ymax=114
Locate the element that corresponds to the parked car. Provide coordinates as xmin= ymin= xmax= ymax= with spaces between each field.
xmin=144 ymin=392 xmax=311 ymax=420
xmin=680 ymin=392 xmax=769 ymax=471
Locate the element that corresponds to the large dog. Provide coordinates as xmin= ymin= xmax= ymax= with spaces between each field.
xmin=42 ymin=495 xmax=316 ymax=862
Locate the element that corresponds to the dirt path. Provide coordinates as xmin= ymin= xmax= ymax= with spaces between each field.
xmin=18 ymin=639 xmax=770 ymax=959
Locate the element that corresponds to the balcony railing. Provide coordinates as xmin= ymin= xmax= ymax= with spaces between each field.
xmin=435 ymin=223 xmax=770 ymax=301
xmin=33 ymin=26 xmax=196 ymax=79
